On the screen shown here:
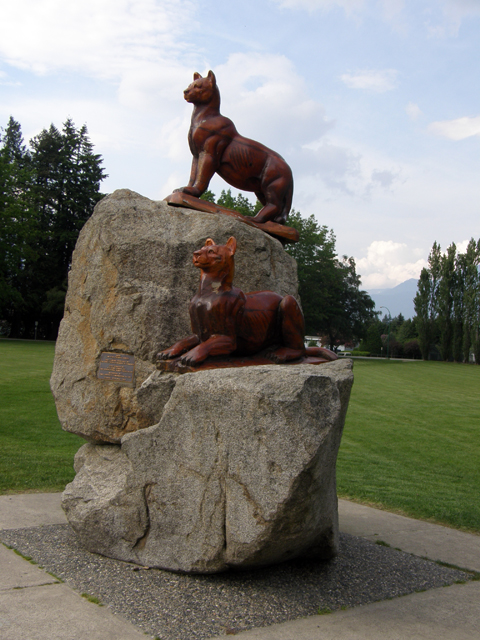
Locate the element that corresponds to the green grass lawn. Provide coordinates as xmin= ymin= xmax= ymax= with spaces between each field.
xmin=0 ymin=339 xmax=81 ymax=493
xmin=1 ymin=340 xmax=479 ymax=534
xmin=338 ymin=358 xmax=480 ymax=533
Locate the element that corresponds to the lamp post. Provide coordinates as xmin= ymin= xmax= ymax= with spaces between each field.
xmin=380 ymin=306 xmax=391 ymax=359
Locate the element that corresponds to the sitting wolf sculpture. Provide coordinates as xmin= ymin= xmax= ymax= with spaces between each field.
xmin=174 ymin=71 xmax=294 ymax=225
xmin=157 ymin=237 xmax=336 ymax=367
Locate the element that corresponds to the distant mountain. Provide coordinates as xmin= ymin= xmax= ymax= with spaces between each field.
xmin=366 ymin=278 xmax=418 ymax=319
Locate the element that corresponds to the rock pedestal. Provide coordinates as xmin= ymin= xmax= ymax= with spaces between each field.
xmin=62 ymin=360 xmax=353 ymax=573
xmin=53 ymin=188 xmax=354 ymax=574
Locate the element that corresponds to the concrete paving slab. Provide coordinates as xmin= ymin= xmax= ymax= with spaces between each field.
xmin=338 ymin=499 xmax=480 ymax=572
xmin=0 ymin=582 xmax=150 ymax=640
xmin=0 ymin=493 xmax=65 ymax=529
xmin=0 ymin=545 xmax=58 ymax=591
xmin=2 ymin=493 xmax=479 ymax=640
xmin=207 ymin=581 xmax=480 ymax=640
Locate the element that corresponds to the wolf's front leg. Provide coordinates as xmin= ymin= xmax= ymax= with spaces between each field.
xmin=174 ymin=156 xmax=202 ymax=195
xmin=157 ymin=335 xmax=200 ymax=360
xmin=179 ymin=150 xmax=217 ymax=197
xmin=187 ymin=156 xmax=198 ymax=187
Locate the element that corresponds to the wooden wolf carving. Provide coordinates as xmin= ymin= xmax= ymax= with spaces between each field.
xmin=175 ymin=71 xmax=294 ymax=225
xmin=157 ymin=237 xmax=336 ymax=368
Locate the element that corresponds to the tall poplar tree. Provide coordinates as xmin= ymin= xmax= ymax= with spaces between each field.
xmin=452 ymin=250 xmax=466 ymax=362
xmin=414 ymin=242 xmax=442 ymax=360
xmin=462 ymin=239 xmax=480 ymax=364
xmin=415 ymin=238 xmax=480 ymax=363
xmin=414 ymin=267 xmax=432 ymax=359
xmin=437 ymin=243 xmax=456 ymax=361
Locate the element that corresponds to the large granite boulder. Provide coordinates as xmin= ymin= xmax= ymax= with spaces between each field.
xmin=62 ymin=360 xmax=353 ymax=573
xmin=50 ymin=189 xmax=298 ymax=444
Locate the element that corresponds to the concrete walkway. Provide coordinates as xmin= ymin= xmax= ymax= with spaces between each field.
xmin=0 ymin=493 xmax=479 ymax=640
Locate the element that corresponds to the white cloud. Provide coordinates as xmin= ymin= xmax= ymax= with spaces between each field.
xmin=356 ymin=241 xmax=427 ymax=288
xmin=291 ymin=132 xmax=403 ymax=205
xmin=370 ymin=169 xmax=396 ymax=188
xmin=445 ymin=0 xmax=480 ymax=20
xmin=429 ymin=115 xmax=480 ymax=140
xmin=406 ymin=102 xmax=422 ymax=121
xmin=117 ymin=61 xmax=195 ymax=113
xmin=0 ymin=1 xmax=201 ymax=173
xmin=274 ymin=0 xmax=407 ymax=26
xmin=0 ymin=69 xmax=21 ymax=86
xmin=455 ymin=239 xmax=470 ymax=253
xmin=296 ymin=140 xmax=361 ymax=195
xmin=273 ymin=0 xmax=365 ymax=14
xmin=0 ymin=0 xmax=197 ymax=79
xmin=452 ymin=0 xmax=480 ymax=10
xmin=213 ymin=53 xmax=332 ymax=151
xmin=294 ymin=135 xmax=402 ymax=202
xmin=425 ymin=0 xmax=480 ymax=37
xmin=378 ymin=0 xmax=405 ymax=22
xmin=340 ymin=69 xmax=398 ymax=92
xmin=270 ymin=0 xmax=480 ymax=35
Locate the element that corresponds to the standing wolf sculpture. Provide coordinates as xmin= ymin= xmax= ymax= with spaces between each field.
xmin=175 ymin=71 xmax=294 ymax=225
xmin=157 ymin=237 xmax=336 ymax=369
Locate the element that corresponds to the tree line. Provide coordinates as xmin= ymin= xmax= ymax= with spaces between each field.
xmin=358 ymin=313 xmax=421 ymax=359
xmin=414 ymin=239 xmax=480 ymax=362
xmin=0 ymin=117 xmax=106 ymax=339
xmin=359 ymin=239 xmax=480 ymax=363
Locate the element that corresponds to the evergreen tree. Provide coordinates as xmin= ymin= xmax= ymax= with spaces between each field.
xmin=396 ymin=318 xmax=418 ymax=344
xmin=0 ymin=117 xmax=36 ymax=332
xmin=462 ymin=239 xmax=480 ymax=364
xmin=414 ymin=239 xmax=480 ymax=364
xmin=30 ymin=119 xmax=106 ymax=276
xmin=414 ymin=242 xmax=442 ymax=360
xmin=359 ymin=320 xmax=383 ymax=355
xmin=452 ymin=251 xmax=466 ymax=362
xmin=285 ymin=210 xmax=339 ymax=336
xmin=329 ymin=255 xmax=376 ymax=348
xmin=27 ymin=119 xmax=107 ymax=338
xmin=285 ymin=211 xmax=375 ymax=346
xmin=200 ymin=189 xmax=216 ymax=203
xmin=414 ymin=267 xmax=432 ymax=360
xmin=216 ymin=188 xmax=261 ymax=217
xmin=428 ymin=241 xmax=442 ymax=323
xmin=437 ymin=243 xmax=456 ymax=361
xmin=1 ymin=117 xmax=106 ymax=339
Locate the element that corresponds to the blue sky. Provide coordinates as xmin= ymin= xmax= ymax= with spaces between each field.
xmin=1 ymin=0 xmax=479 ymax=288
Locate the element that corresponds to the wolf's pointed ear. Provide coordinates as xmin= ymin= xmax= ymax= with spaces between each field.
xmin=204 ymin=238 xmax=216 ymax=246
xmin=225 ymin=237 xmax=237 ymax=255
xmin=207 ymin=70 xmax=216 ymax=86
xmin=193 ymin=72 xmax=201 ymax=80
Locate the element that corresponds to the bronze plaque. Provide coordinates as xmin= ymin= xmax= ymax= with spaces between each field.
xmin=97 ymin=353 xmax=135 ymax=384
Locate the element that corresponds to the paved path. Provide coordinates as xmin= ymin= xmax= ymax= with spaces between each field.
xmin=0 ymin=493 xmax=479 ymax=639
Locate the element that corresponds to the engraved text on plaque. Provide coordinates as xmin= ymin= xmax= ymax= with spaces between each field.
xmin=97 ymin=353 xmax=135 ymax=384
